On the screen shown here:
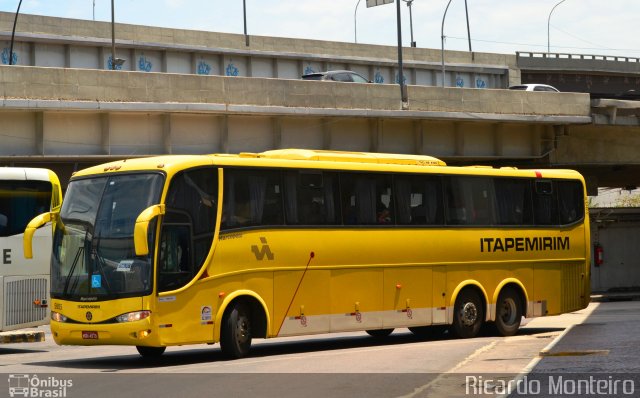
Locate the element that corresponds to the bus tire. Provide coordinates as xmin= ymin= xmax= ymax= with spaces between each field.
xmin=451 ymin=289 xmax=484 ymax=339
xmin=220 ymin=301 xmax=252 ymax=359
xmin=494 ymin=287 xmax=522 ymax=336
xmin=366 ymin=329 xmax=393 ymax=338
xmin=136 ymin=346 xmax=166 ymax=357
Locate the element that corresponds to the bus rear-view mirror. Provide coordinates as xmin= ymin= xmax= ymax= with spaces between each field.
xmin=134 ymin=204 xmax=165 ymax=256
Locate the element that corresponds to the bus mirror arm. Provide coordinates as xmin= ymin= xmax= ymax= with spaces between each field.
xmin=134 ymin=204 xmax=165 ymax=256
xmin=23 ymin=212 xmax=54 ymax=259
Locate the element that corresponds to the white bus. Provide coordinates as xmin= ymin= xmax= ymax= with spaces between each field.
xmin=0 ymin=168 xmax=61 ymax=333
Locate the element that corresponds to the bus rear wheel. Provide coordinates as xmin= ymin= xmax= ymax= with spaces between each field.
xmin=220 ymin=302 xmax=252 ymax=359
xmin=366 ymin=329 xmax=393 ymax=338
xmin=494 ymin=288 xmax=522 ymax=336
xmin=451 ymin=289 xmax=484 ymax=338
xmin=136 ymin=346 xmax=166 ymax=357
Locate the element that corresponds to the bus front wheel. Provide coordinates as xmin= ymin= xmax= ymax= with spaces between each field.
xmin=136 ymin=346 xmax=166 ymax=357
xmin=494 ymin=287 xmax=522 ymax=336
xmin=220 ymin=302 xmax=252 ymax=359
xmin=451 ymin=289 xmax=484 ymax=339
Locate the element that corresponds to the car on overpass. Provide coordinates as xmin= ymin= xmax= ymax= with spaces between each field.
xmin=302 ymin=70 xmax=371 ymax=83
xmin=509 ymin=84 xmax=559 ymax=92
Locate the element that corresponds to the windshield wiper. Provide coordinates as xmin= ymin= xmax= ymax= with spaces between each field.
xmin=62 ymin=245 xmax=85 ymax=296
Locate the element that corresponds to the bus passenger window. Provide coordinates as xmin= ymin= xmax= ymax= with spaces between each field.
xmin=222 ymin=169 xmax=283 ymax=229
xmin=495 ymin=178 xmax=533 ymax=225
xmin=445 ymin=177 xmax=496 ymax=226
xmin=284 ymin=171 xmax=340 ymax=225
xmin=394 ymin=175 xmax=443 ymax=225
xmin=557 ymin=181 xmax=584 ymax=224
xmin=160 ymin=167 xmax=217 ymax=292
xmin=533 ymin=180 xmax=558 ymax=225
xmin=340 ymin=173 xmax=394 ymax=225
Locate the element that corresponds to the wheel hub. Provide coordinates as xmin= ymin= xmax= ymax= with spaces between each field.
xmin=461 ymin=302 xmax=478 ymax=326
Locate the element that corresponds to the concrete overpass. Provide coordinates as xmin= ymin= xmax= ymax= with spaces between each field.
xmin=1 ymin=12 xmax=640 ymax=193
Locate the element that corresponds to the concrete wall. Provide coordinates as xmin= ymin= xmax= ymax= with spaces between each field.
xmin=0 ymin=12 xmax=516 ymax=89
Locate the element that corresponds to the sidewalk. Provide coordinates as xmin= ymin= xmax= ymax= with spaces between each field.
xmin=590 ymin=290 xmax=640 ymax=302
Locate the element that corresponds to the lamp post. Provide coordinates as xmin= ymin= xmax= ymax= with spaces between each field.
xmin=401 ymin=0 xmax=416 ymax=47
xmin=8 ymin=0 xmax=23 ymax=66
xmin=110 ymin=0 xmax=125 ymax=70
xmin=464 ymin=0 xmax=472 ymax=54
xmin=395 ymin=0 xmax=408 ymax=106
xmin=547 ymin=0 xmax=567 ymax=55
xmin=441 ymin=0 xmax=453 ymax=87
xmin=243 ymin=0 xmax=249 ymax=46
xmin=354 ymin=0 xmax=362 ymax=43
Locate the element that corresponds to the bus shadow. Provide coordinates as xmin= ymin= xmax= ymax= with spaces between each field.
xmin=23 ymin=326 xmax=565 ymax=371
xmin=0 ymin=348 xmax=49 ymax=355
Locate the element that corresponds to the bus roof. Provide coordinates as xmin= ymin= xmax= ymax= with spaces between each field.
xmin=71 ymin=150 xmax=584 ymax=182
xmin=0 ymin=167 xmax=55 ymax=182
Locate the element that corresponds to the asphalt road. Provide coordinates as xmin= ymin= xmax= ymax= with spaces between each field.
xmin=1 ymin=301 xmax=636 ymax=397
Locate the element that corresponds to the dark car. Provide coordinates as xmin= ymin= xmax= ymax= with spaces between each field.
xmin=302 ymin=70 xmax=370 ymax=83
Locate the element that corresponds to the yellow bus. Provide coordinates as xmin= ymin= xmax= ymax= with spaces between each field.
xmin=25 ymin=149 xmax=590 ymax=358
xmin=1 ymin=168 xmax=62 ymax=334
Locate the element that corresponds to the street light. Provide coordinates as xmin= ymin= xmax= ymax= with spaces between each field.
xmin=243 ymin=0 xmax=249 ymax=46
xmin=547 ymin=0 xmax=567 ymax=55
xmin=8 ymin=0 xmax=23 ymax=66
xmin=441 ymin=0 xmax=453 ymax=87
xmin=354 ymin=0 xmax=362 ymax=43
xmin=401 ymin=0 xmax=416 ymax=48
xmin=110 ymin=0 xmax=125 ymax=70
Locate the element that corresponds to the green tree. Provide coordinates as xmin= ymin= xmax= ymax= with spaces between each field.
xmin=614 ymin=193 xmax=640 ymax=207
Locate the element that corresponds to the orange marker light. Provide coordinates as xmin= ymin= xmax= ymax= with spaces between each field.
xmin=396 ymin=284 xmax=402 ymax=289
xmin=218 ymin=292 xmax=226 ymax=298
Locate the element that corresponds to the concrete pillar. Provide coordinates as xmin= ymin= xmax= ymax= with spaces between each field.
xmin=272 ymin=117 xmax=282 ymax=149
xmin=272 ymin=58 xmax=279 ymax=79
xmin=100 ymin=113 xmax=111 ymax=155
xmin=162 ymin=114 xmax=172 ymax=154
xmin=454 ymin=122 xmax=464 ymax=156
xmin=413 ymin=120 xmax=423 ymax=155
xmin=161 ymin=51 xmax=168 ymax=73
xmin=220 ymin=115 xmax=229 ymax=153
xmin=322 ymin=118 xmax=331 ymax=150
xmin=190 ymin=52 xmax=197 ymax=74
xmin=35 ymin=112 xmax=44 ymax=155
xmin=531 ymin=124 xmax=542 ymax=157
xmin=494 ymin=123 xmax=504 ymax=157
xmin=370 ymin=119 xmax=382 ymax=153
xmin=64 ymin=45 xmax=71 ymax=68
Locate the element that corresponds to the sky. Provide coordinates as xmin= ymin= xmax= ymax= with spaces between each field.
xmin=0 ymin=0 xmax=638 ymax=57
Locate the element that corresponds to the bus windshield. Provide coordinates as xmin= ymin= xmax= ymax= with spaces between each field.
xmin=51 ymin=173 xmax=164 ymax=301
xmin=0 ymin=180 xmax=52 ymax=237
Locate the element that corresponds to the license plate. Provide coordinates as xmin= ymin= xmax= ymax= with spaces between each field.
xmin=82 ymin=331 xmax=98 ymax=340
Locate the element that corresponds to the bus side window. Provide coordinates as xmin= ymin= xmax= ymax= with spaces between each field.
xmin=557 ymin=181 xmax=584 ymax=224
xmin=160 ymin=168 xmax=217 ymax=292
xmin=533 ymin=180 xmax=559 ymax=225
xmin=222 ymin=169 xmax=283 ymax=229
xmin=284 ymin=171 xmax=340 ymax=225
xmin=340 ymin=173 xmax=393 ymax=225
xmin=495 ymin=178 xmax=533 ymax=225
xmin=395 ymin=175 xmax=443 ymax=226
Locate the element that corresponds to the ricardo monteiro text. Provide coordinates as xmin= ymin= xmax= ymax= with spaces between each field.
xmin=480 ymin=237 xmax=569 ymax=253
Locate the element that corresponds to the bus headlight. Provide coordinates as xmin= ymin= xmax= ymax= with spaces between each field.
xmin=115 ymin=311 xmax=151 ymax=323
xmin=51 ymin=312 xmax=68 ymax=323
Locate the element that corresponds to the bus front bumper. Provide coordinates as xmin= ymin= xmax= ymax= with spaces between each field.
xmin=50 ymin=318 xmax=161 ymax=347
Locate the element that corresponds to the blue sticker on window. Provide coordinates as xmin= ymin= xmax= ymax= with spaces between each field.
xmin=91 ymin=274 xmax=102 ymax=288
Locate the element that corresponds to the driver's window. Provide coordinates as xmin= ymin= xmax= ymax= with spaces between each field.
xmin=158 ymin=167 xmax=218 ymax=292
